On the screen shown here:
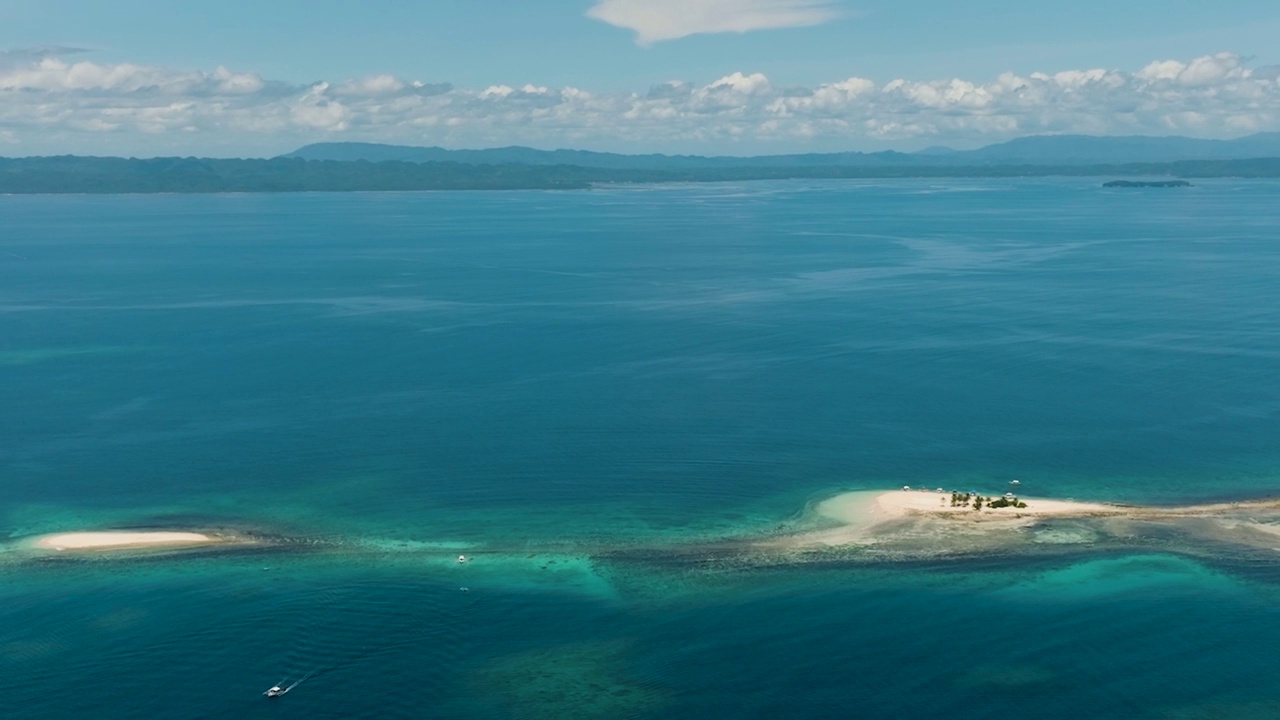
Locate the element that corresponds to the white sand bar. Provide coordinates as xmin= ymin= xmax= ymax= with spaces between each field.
xmin=869 ymin=490 xmax=1120 ymax=521
xmin=772 ymin=490 xmax=1131 ymax=549
xmin=810 ymin=489 xmax=1121 ymax=527
xmin=773 ymin=488 xmax=1280 ymax=551
xmin=35 ymin=531 xmax=217 ymax=551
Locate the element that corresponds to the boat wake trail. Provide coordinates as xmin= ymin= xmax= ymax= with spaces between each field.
xmin=285 ymin=670 xmax=315 ymax=691
xmin=266 ymin=578 xmax=469 ymax=695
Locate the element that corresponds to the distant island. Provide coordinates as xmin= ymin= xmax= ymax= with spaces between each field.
xmin=1102 ymin=180 xmax=1193 ymax=188
xmin=286 ymin=132 xmax=1280 ymax=167
xmin=2 ymin=133 xmax=1279 ymax=193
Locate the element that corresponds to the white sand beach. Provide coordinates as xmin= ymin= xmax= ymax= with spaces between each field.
xmin=867 ymin=489 xmax=1121 ymax=521
xmin=772 ymin=489 xmax=1131 ymax=549
xmin=770 ymin=487 xmax=1280 ymax=551
xmin=33 ymin=531 xmax=220 ymax=552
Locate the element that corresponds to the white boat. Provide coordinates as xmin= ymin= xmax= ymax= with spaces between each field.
xmin=266 ymin=669 xmax=316 ymax=698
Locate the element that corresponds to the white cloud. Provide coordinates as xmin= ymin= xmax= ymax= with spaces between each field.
xmin=705 ymin=71 xmax=771 ymax=94
xmin=480 ymin=84 xmax=514 ymax=99
xmin=1138 ymin=52 xmax=1246 ymax=87
xmin=1137 ymin=59 xmax=1186 ymax=83
xmin=586 ymin=0 xmax=840 ymax=45
xmin=334 ymin=74 xmax=404 ymax=97
xmin=1179 ymin=52 xmax=1244 ymax=86
xmin=0 ymin=51 xmax=1278 ymax=156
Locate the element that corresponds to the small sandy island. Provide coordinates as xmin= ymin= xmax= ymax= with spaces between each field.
xmin=870 ymin=489 xmax=1123 ymax=522
xmin=769 ymin=488 xmax=1280 ymax=550
xmin=33 ymin=531 xmax=224 ymax=552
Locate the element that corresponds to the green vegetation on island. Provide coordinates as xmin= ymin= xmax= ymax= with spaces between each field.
xmin=949 ymin=491 xmax=1027 ymax=510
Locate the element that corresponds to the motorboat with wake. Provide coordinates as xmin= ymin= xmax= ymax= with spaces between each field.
xmin=264 ymin=671 xmax=313 ymax=699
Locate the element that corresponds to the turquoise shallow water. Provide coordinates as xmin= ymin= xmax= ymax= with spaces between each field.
xmin=3 ymin=179 xmax=1280 ymax=718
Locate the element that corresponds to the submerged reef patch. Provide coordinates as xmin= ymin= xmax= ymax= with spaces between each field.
xmin=471 ymin=640 xmax=668 ymax=720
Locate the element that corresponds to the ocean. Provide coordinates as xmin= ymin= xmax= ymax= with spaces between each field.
xmin=3 ymin=179 xmax=1280 ymax=718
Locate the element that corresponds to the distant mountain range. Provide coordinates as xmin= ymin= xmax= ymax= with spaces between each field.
xmin=283 ymin=133 xmax=1280 ymax=169
xmin=4 ymin=155 xmax=1280 ymax=194
xmin=4 ymin=133 xmax=1280 ymax=194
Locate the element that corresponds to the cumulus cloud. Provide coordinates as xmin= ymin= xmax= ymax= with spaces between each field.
xmin=1137 ymin=52 xmax=1247 ymax=86
xmin=587 ymin=0 xmax=841 ymax=45
xmin=0 ymin=50 xmax=1277 ymax=156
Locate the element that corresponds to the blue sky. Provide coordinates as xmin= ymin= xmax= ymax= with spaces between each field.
xmin=2 ymin=0 xmax=1279 ymax=156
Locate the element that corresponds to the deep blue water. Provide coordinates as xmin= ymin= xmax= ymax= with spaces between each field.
xmin=3 ymin=179 xmax=1280 ymax=718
